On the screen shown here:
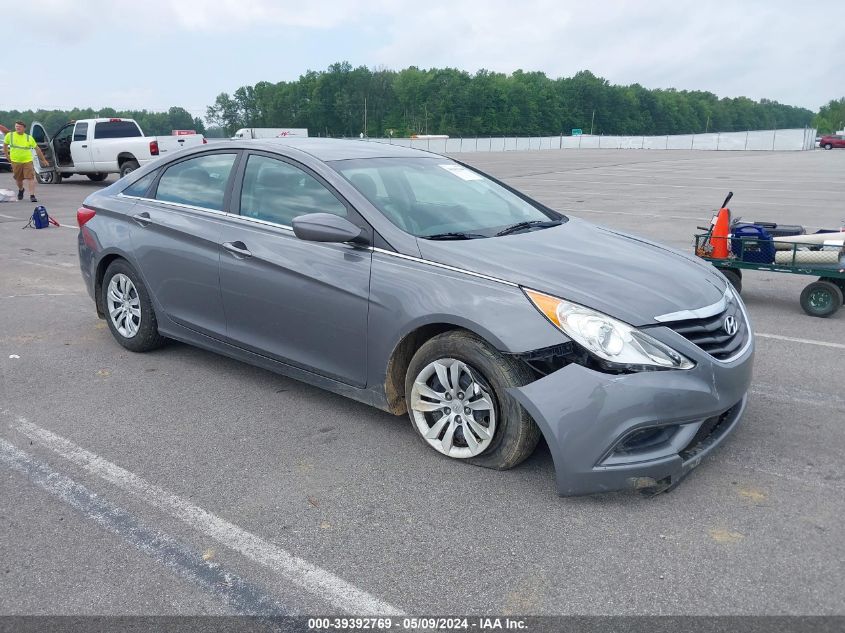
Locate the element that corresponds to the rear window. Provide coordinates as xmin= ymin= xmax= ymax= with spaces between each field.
xmin=94 ymin=121 xmax=142 ymax=139
xmin=155 ymin=153 xmax=237 ymax=211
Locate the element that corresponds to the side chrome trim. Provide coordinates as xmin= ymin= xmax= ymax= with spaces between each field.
xmin=371 ymin=247 xmax=519 ymax=287
xmin=653 ymin=287 xmax=729 ymax=323
xmin=117 ymin=194 xmax=229 ymax=217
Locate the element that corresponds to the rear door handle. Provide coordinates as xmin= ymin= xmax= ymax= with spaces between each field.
xmin=132 ymin=212 xmax=154 ymax=227
xmin=222 ymin=241 xmax=253 ymax=258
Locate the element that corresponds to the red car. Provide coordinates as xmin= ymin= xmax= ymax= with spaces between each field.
xmin=819 ymin=134 xmax=845 ymax=150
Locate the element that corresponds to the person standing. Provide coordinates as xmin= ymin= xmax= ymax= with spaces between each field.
xmin=3 ymin=120 xmax=49 ymax=202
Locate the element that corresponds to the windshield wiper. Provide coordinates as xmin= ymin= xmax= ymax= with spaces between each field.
xmin=423 ymin=232 xmax=487 ymax=240
xmin=495 ymin=220 xmax=562 ymax=237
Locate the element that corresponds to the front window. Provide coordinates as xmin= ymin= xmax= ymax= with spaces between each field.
xmin=331 ymin=157 xmax=560 ymax=237
xmin=239 ymin=155 xmax=346 ymax=226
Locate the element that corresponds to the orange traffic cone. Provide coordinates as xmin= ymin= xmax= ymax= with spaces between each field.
xmin=709 ymin=206 xmax=731 ymax=259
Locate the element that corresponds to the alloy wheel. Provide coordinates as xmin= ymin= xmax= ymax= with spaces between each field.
xmin=107 ymin=274 xmax=141 ymax=338
xmin=410 ymin=358 xmax=496 ymax=459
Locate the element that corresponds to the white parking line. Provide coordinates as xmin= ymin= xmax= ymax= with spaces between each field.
xmin=0 ymin=292 xmax=81 ymax=299
xmin=754 ymin=333 xmax=845 ymax=350
xmin=11 ymin=417 xmax=404 ymax=616
xmin=0 ymin=437 xmax=288 ymax=616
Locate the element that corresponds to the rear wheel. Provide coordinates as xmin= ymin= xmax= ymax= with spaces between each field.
xmin=119 ymin=160 xmax=140 ymax=178
xmin=101 ymin=260 xmax=166 ymax=352
xmin=721 ymin=268 xmax=742 ymax=294
xmin=405 ymin=330 xmax=540 ymax=470
xmin=800 ymin=280 xmax=843 ymax=317
xmin=87 ymin=173 xmax=108 ymax=182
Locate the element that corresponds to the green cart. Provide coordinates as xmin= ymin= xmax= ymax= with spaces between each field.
xmin=694 ymin=232 xmax=845 ymax=317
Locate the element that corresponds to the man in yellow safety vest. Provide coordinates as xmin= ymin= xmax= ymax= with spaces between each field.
xmin=3 ymin=120 xmax=50 ymax=203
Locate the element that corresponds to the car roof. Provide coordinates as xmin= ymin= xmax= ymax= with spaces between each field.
xmin=239 ymin=137 xmax=438 ymax=161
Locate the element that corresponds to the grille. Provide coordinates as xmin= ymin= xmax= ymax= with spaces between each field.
xmin=662 ymin=300 xmax=748 ymax=360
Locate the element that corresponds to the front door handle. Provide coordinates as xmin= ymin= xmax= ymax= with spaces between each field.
xmin=222 ymin=241 xmax=253 ymax=258
xmin=132 ymin=212 xmax=153 ymax=227
xmin=81 ymin=144 xmax=88 ymax=148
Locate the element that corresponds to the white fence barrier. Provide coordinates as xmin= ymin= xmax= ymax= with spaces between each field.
xmin=367 ymin=128 xmax=816 ymax=153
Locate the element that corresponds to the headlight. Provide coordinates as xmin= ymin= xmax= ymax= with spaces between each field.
xmin=524 ymin=288 xmax=695 ymax=370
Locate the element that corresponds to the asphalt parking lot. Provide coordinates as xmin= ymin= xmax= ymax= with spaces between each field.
xmin=1 ymin=149 xmax=844 ymax=617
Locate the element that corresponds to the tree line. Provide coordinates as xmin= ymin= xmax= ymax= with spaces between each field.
xmin=4 ymin=65 xmax=842 ymax=139
xmin=205 ymin=63 xmax=821 ymax=137
xmin=0 ymin=107 xmax=205 ymax=137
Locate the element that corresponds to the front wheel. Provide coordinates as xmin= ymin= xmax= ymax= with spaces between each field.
xmin=800 ymin=280 xmax=843 ymax=317
xmin=119 ymin=160 xmax=140 ymax=178
xmin=36 ymin=170 xmax=59 ymax=184
xmin=824 ymin=143 xmax=833 ymax=150
xmin=405 ymin=331 xmax=540 ymax=470
xmin=101 ymin=260 xmax=166 ymax=352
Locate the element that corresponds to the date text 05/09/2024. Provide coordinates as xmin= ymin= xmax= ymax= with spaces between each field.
xmin=307 ymin=617 xmax=529 ymax=631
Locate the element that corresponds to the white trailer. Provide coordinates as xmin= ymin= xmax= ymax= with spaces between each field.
xmin=231 ymin=128 xmax=309 ymax=140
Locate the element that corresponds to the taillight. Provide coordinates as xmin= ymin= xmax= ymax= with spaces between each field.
xmin=149 ymin=140 xmax=159 ymax=155
xmin=77 ymin=206 xmax=96 ymax=227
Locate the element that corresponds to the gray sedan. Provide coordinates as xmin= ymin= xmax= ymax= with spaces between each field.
xmin=76 ymin=139 xmax=753 ymax=495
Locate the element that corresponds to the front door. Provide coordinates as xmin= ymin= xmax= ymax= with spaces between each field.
xmin=29 ymin=122 xmax=55 ymax=167
xmin=219 ymin=153 xmax=372 ymax=387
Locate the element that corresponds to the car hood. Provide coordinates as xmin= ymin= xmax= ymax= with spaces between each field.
xmin=416 ymin=218 xmax=727 ymax=326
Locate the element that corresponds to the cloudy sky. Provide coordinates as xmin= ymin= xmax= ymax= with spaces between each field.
xmin=5 ymin=0 xmax=843 ymax=117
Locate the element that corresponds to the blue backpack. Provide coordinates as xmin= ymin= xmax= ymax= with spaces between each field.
xmin=24 ymin=205 xmax=53 ymax=229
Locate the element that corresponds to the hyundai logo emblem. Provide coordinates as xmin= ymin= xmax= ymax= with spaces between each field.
xmin=723 ymin=315 xmax=739 ymax=336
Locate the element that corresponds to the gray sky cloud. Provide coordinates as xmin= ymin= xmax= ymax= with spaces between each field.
xmin=5 ymin=0 xmax=843 ymax=115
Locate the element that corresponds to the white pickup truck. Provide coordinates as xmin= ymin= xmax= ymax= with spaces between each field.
xmin=30 ymin=118 xmax=206 ymax=184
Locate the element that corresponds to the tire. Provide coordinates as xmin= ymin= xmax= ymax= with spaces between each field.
xmin=800 ymin=280 xmax=843 ymax=318
xmin=822 ymin=276 xmax=845 ymax=296
xmin=87 ymin=173 xmax=108 ymax=182
xmin=101 ymin=260 xmax=166 ymax=352
xmin=721 ymin=268 xmax=742 ymax=294
xmin=36 ymin=170 xmax=59 ymax=184
xmin=404 ymin=330 xmax=541 ymax=470
xmin=119 ymin=160 xmax=140 ymax=178
xmin=824 ymin=143 xmax=833 ymax=150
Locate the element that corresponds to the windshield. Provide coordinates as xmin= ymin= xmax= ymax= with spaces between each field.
xmin=330 ymin=157 xmax=563 ymax=238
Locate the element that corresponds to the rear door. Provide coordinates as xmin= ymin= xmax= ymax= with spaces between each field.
xmin=70 ymin=121 xmax=94 ymax=170
xmin=836 ymin=135 xmax=845 ymax=148
xmin=126 ymin=151 xmax=240 ymax=338
xmin=218 ymin=152 xmax=372 ymax=387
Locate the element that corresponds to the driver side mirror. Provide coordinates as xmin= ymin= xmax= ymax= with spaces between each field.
xmin=292 ymin=213 xmax=366 ymax=244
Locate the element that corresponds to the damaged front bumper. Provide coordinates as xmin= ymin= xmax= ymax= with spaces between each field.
xmin=509 ymin=341 xmax=754 ymax=496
